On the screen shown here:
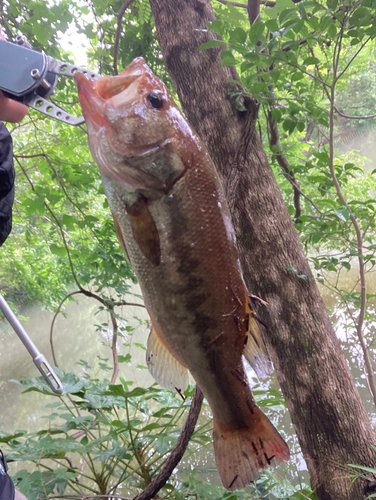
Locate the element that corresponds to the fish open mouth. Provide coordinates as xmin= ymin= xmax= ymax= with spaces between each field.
xmin=75 ymin=70 xmax=143 ymax=130
xmin=75 ymin=71 xmax=141 ymax=104
xmin=95 ymin=73 xmax=141 ymax=100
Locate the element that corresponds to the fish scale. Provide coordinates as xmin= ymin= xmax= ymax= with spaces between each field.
xmin=75 ymin=57 xmax=289 ymax=490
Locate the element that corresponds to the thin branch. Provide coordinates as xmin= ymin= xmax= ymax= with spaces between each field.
xmin=305 ymin=214 xmax=334 ymax=222
xmin=133 ymin=386 xmax=204 ymax=500
xmin=45 ymin=496 xmax=131 ymax=499
xmin=50 ymin=291 xmax=82 ymax=366
xmin=362 ymin=212 xmax=376 ymax=239
xmin=45 ymin=203 xmax=84 ymax=291
xmin=257 ymin=51 xmax=332 ymax=88
xmin=308 ymin=45 xmax=331 ymax=102
xmin=113 ymin=0 xmax=134 ymax=75
xmin=336 ymin=35 xmax=374 ymax=82
xmin=267 ymin=109 xmax=302 ymax=218
xmin=215 ymin=0 xmax=275 ymax=7
xmin=335 ymin=107 xmax=376 ymax=120
xmin=110 ymin=305 xmax=119 ymax=383
xmin=264 ymin=109 xmax=328 ymax=217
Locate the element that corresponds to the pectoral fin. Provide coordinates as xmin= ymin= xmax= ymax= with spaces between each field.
xmin=146 ymin=326 xmax=189 ymax=394
xmin=113 ymin=214 xmax=131 ymax=266
xmin=126 ymin=195 xmax=161 ymax=266
xmin=243 ymin=291 xmax=272 ymax=378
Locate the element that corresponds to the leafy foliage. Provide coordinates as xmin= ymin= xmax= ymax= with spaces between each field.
xmin=2 ymin=371 xmax=210 ymax=499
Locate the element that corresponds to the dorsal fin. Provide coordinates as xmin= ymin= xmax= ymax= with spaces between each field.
xmin=242 ymin=292 xmax=272 ymax=378
xmin=146 ymin=325 xmax=189 ymax=394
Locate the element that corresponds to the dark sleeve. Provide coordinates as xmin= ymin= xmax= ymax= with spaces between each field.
xmin=0 ymin=450 xmax=15 ymax=500
xmin=0 ymin=122 xmax=15 ymax=247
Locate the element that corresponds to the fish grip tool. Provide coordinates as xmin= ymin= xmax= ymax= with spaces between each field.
xmin=0 ymin=293 xmax=63 ymax=394
xmin=0 ymin=36 xmax=101 ymax=125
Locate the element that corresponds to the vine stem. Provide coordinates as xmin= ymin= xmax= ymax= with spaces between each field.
xmin=328 ymin=18 xmax=376 ymax=408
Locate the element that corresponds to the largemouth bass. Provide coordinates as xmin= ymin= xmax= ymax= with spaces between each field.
xmin=75 ymin=58 xmax=289 ymax=490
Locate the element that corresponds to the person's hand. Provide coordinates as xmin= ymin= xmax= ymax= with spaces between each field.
xmin=0 ymin=32 xmax=28 ymax=123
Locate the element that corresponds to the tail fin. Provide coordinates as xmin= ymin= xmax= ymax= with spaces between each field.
xmin=213 ymin=407 xmax=289 ymax=490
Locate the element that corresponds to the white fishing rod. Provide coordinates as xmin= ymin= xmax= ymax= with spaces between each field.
xmin=0 ymin=293 xmax=63 ymax=395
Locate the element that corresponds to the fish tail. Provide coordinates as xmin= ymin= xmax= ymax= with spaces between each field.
xmin=213 ymin=407 xmax=289 ymax=490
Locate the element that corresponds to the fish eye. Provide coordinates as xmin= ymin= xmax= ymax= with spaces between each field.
xmin=147 ymin=92 xmax=164 ymax=109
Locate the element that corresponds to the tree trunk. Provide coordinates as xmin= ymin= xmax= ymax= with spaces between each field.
xmin=149 ymin=1 xmax=376 ymax=499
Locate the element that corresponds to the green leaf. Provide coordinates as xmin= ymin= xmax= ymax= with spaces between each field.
xmin=279 ymin=8 xmax=295 ymax=24
xmin=33 ymin=24 xmax=50 ymax=45
xmin=334 ymin=207 xmax=350 ymax=222
xmin=282 ymin=117 xmax=297 ymax=134
xmin=0 ymin=432 xmax=25 ymax=443
xmin=141 ymin=422 xmax=165 ymax=431
xmin=349 ymin=7 xmax=371 ymax=26
xmin=327 ymin=0 xmax=338 ymax=8
xmin=297 ymin=121 xmax=305 ymax=133
xmin=103 ymin=384 xmax=147 ymax=399
xmin=249 ymin=21 xmax=265 ymax=43
xmin=303 ymin=56 xmax=321 ymax=66
xmin=225 ymin=4 xmax=247 ymax=25
xmin=292 ymin=19 xmax=305 ymax=34
xmin=221 ymin=56 xmax=238 ymax=66
xmin=348 ymin=464 xmax=376 ymax=474
xmin=265 ymin=19 xmax=279 ymax=32
xmin=118 ymin=354 xmax=132 ymax=363
xmin=207 ymin=20 xmax=224 ymax=36
xmin=231 ymin=27 xmax=247 ymax=44
xmin=320 ymin=16 xmax=333 ymax=31
xmin=328 ymin=23 xmax=337 ymax=37
xmin=235 ymin=95 xmax=247 ymax=111
xmin=306 ymin=16 xmax=320 ymax=30
xmin=199 ymin=40 xmax=227 ymax=52
xmin=271 ymin=109 xmax=282 ymax=122
xmin=49 ymin=244 xmax=66 ymax=258
xmin=291 ymin=71 xmax=304 ymax=81
xmin=155 ymin=435 xmax=172 ymax=455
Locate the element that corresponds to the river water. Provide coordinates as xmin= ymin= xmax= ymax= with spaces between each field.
xmin=0 ymin=266 xmax=375 ymax=496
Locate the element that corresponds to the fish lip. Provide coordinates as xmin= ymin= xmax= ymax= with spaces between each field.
xmin=75 ymin=71 xmax=102 ymax=126
xmin=74 ymin=71 xmax=96 ymax=93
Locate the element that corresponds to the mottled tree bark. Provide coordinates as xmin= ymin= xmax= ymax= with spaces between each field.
xmin=149 ymin=1 xmax=376 ymax=499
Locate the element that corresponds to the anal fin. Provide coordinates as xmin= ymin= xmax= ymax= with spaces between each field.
xmin=146 ymin=326 xmax=189 ymax=394
xmin=126 ymin=195 xmax=161 ymax=266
